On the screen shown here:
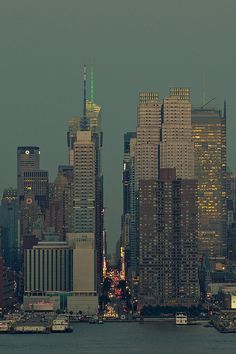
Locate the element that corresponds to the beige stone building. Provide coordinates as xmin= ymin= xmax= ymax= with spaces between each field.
xmin=160 ymin=88 xmax=194 ymax=179
xmin=135 ymin=92 xmax=162 ymax=187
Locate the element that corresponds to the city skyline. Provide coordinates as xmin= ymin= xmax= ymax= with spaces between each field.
xmin=1 ymin=2 xmax=236 ymax=351
xmin=0 ymin=85 xmax=232 ymax=253
xmin=0 ymin=0 xmax=236 ymax=252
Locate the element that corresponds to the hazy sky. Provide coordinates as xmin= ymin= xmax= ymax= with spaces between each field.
xmin=0 ymin=0 xmax=236 ymax=251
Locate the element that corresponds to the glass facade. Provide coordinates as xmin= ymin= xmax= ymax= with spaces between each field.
xmin=192 ymin=108 xmax=227 ymax=257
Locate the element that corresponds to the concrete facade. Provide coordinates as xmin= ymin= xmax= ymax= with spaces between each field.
xmin=160 ymin=88 xmax=194 ymax=179
xmin=139 ymin=169 xmax=199 ymax=307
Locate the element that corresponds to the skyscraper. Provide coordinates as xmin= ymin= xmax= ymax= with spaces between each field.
xmin=17 ymin=146 xmax=49 ymax=267
xmin=121 ymin=132 xmax=137 ymax=280
xmin=22 ymin=170 xmax=49 ymax=212
xmin=17 ymin=146 xmax=40 ymax=197
xmin=130 ymin=89 xmax=199 ymax=308
xmin=73 ymin=130 xmax=96 ymax=233
xmin=24 ymin=241 xmax=72 ymax=293
xmin=160 ymin=88 xmax=194 ymax=179
xmin=135 ymin=92 xmax=162 ymax=185
xmin=68 ymin=65 xmax=104 ymax=290
xmin=192 ymin=105 xmax=227 ymax=257
xmin=139 ymin=169 xmax=199 ymax=307
xmin=67 ymin=232 xmax=97 ymax=292
xmin=0 ymin=188 xmax=19 ymax=270
xmin=45 ymin=166 xmax=74 ymax=239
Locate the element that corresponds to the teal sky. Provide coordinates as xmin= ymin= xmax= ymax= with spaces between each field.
xmin=0 ymin=0 xmax=236 ymax=251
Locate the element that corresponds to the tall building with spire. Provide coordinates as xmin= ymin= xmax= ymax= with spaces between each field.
xmin=67 ymin=65 xmax=104 ymax=290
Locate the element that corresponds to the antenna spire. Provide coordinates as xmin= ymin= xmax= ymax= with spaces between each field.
xmin=224 ymin=100 xmax=227 ymax=119
xmin=90 ymin=63 xmax=94 ymax=109
xmin=83 ymin=64 xmax=87 ymax=118
xmin=80 ymin=64 xmax=89 ymax=131
xmin=202 ymin=73 xmax=206 ymax=106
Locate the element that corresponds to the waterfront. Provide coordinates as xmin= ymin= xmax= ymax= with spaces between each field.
xmin=1 ymin=322 xmax=236 ymax=354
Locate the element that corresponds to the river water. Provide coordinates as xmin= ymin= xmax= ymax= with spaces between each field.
xmin=0 ymin=322 xmax=236 ymax=354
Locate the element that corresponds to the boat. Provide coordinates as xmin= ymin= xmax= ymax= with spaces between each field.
xmin=89 ymin=315 xmax=99 ymax=324
xmin=89 ymin=318 xmax=97 ymax=324
xmin=51 ymin=317 xmax=73 ymax=333
xmin=175 ymin=312 xmax=188 ymax=325
xmin=0 ymin=321 xmax=11 ymax=333
xmin=98 ymin=319 xmax=104 ymax=324
xmin=13 ymin=324 xmax=49 ymax=334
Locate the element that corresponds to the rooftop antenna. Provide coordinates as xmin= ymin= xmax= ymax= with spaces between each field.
xmin=90 ymin=62 xmax=94 ymax=110
xmin=202 ymin=73 xmax=206 ymax=106
xmin=224 ymin=100 xmax=227 ymax=119
xmin=201 ymin=97 xmax=216 ymax=109
xmin=83 ymin=64 xmax=87 ymax=118
xmin=80 ymin=64 xmax=89 ymax=130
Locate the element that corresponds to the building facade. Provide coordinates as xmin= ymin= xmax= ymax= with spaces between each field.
xmin=135 ymin=92 xmax=162 ymax=186
xmin=160 ymin=88 xmax=194 ymax=179
xmin=24 ymin=241 xmax=72 ymax=293
xmin=17 ymin=146 xmax=40 ymax=197
xmin=68 ymin=67 xmax=104 ymax=290
xmin=192 ymin=106 xmax=227 ymax=257
xmin=139 ymin=169 xmax=199 ymax=307
xmin=121 ymin=133 xmax=137 ymax=280
xmin=0 ymin=188 xmax=19 ymax=270
xmin=73 ymin=130 xmax=96 ymax=233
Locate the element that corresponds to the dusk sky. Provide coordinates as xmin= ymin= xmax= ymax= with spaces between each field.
xmin=0 ymin=0 xmax=236 ymax=251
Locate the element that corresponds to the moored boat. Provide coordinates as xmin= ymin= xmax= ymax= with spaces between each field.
xmin=0 ymin=321 xmax=11 ymax=333
xmin=175 ymin=312 xmax=188 ymax=325
xmin=51 ymin=316 xmax=73 ymax=333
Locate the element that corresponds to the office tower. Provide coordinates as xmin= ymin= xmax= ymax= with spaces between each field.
xmin=135 ymin=92 xmax=162 ymax=186
xmin=160 ymin=88 xmax=194 ymax=179
xmin=73 ymin=130 xmax=96 ymax=233
xmin=121 ymin=132 xmax=137 ymax=280
xmin=17 ymin=146 xmax=48 ymax=212
xmin=45 ymin=166 xmax=74 ymax=239
xmin=0 ymin=257 xmax=15 ymax=311
xmin=58 ymin=165 xmax=74 ymax=234
xmin=130 ymin=92 xmax=161 ymax=293
xmin=23 ymin=238 xmax=98 ymax=314
xmin=19 ymin=171 xmax=48 ymax=258
xmin=24 ymin=241 xmax=72 ymax=292
xmin=17 ymin=147 xmax=49 ymax=259
xmin=226 ymin=167 xmax=235 ymax=210
xmin=139 ymin=168 xmax=199 ymax=307
xmin=67 ymin=233 xmax=97 ymax=292
xmin=0 ymin=188 xmax=19 ymax=270
xmin=88 ymin=101 xmax=104 ymax=287
xmin=20 ymin=194 xmax=43 ymax=242
xmin=192 ymin=105 xmax=227 ymax=257
xmin=17 ymin=146 xmax=40 ymax=196
xmin=69 ymin=65 xmax=104 ymax=289
xmin=22 ymin=170 xmax=49 ymax=212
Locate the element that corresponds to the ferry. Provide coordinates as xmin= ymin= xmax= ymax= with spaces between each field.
xmin=89 ymin=317 xmax=97 ymax=324
xmin=13 ymin=324 xmax=49 ymax=334
xmin=175 ymin=312 xmax=188 ymax=325
xmin=0 ymin=321 xmax=11 ymax=333
xmin=51 ymin=317 xmax=73 ymax=333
